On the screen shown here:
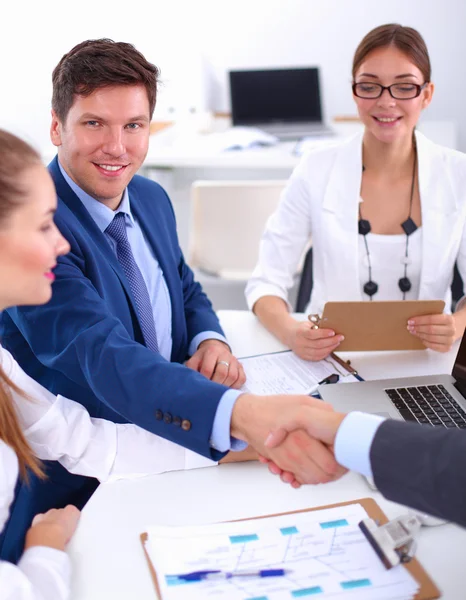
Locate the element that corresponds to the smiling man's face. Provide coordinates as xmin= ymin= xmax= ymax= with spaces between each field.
xmin=50 ymin=84 xmax=151 ymax=210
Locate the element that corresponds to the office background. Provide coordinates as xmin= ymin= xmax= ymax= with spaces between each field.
xmin=2 ymin=0 xmax=466 ymax=150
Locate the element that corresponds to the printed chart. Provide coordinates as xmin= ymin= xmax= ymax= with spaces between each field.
xmin=144 ymin=504 xmax=418 ymax=599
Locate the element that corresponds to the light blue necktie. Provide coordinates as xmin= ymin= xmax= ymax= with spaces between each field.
xmin=105 ymin=213 xmax=159 ymax=353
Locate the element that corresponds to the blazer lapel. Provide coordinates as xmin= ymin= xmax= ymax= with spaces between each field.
xmin=129 ymin=184 xmax=183 ymax=351
xmin=416 ymin=131 xmax=458 ymax=297
xmin=321 ymin=133 xmax=364 ymax=301
xmin=48 ymin=157 xmax=143 ymax=330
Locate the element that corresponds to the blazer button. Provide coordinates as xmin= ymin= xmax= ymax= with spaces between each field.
xmin=173 ymin=416 xmax=182 ymax=427
xmin=155 ymin=410 xmax=163 ymax=421
xmin=164 ymin=412 xmax=173 ymax=424
xmin=181 ymin=419 xmax=191 ymax=431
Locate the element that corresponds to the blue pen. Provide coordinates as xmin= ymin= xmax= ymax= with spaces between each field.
xmin=172 ymin=568 xmax=291 ymax=581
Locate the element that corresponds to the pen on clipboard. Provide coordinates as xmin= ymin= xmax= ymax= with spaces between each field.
xmin=170 ymin=568 xmax=291 ymax=581
xmin=308 ymin=313 xmax=364 ymax=382
xmin=330 ymin=352 xmax=364 ymax=381
xmin=308 ymin=373 xmax=340 ymax=396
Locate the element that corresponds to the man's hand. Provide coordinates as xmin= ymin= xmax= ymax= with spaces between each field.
xmin=260 ymin=405 xmax=348 ymax=487
xmin=230 ymin=394 xmax=347 ymax=485
xmin=185 ymin=339 xmax=246 ymax=388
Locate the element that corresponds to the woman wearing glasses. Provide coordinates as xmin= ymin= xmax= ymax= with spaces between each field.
xmin=246 ymin=23 xmax=466 ymax=361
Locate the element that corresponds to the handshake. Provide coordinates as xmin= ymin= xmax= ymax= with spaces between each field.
xmin=230 ymin=394 xmax=350 ymax=487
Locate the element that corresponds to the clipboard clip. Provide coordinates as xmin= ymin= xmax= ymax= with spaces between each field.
xmin=308 ymin=313 xmax=321 ymax=330
xmin=359 ymin=514 xmax=422 ymax=569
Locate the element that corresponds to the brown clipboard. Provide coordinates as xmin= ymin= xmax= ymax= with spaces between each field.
xmin=320 ymin=300 xmax=446 ymax=351
xmin=140 ymin=497 xmax=440 ymax=600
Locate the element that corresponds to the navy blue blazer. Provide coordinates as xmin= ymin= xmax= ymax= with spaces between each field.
xmin=0 ymin=158 xmax=230 ymax=562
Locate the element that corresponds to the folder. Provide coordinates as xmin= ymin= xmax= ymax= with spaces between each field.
xmin=140 ymin=497 xmax=440 ymax=599
xmin=320 ymin=300 xmax=446 ymax=351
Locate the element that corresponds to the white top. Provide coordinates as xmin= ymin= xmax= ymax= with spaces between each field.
xmin=0 ymin=345 xmax=214 ymax=600
xmin=358 ymin=228 xmax=423 ymax=301
xmin=245 ymin=131 xmax=466 ymax=316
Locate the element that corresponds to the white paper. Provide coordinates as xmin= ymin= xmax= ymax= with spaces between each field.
xmin=144 ymin=504 xmax=419 ymax=599
xmin=239 ymin=351 xmax=359 ymax=395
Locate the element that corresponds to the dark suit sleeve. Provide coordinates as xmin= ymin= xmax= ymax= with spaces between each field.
xmin=371 ymin=420 xmax=466 ymax=526
xmin=6 ymin=247 xmax=229 ymax=461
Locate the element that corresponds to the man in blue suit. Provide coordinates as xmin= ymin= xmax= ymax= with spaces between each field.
xmin=0 ymin=39 xmax=342 ymax=562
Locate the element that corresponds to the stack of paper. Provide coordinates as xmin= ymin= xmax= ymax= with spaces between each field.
xmin=239 ymin=351 xmax=359 ymax=395
xmin=143 ymin=504 xmax=419 ymax=599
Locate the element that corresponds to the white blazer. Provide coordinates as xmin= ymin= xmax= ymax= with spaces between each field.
xmin=246 ymin=131 xmax=466 ymax=315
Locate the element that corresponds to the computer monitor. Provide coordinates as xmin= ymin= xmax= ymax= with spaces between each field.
xmin=229 ymin=67 xmax=322 ymax=126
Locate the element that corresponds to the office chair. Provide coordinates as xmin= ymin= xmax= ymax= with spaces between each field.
xmin=189 ymin=180 xmax=287 ymax=279
xmin=295 ymin=247 xmax=464 ymax=313
xmin=189 ymin=180 xmax=287 ymax=309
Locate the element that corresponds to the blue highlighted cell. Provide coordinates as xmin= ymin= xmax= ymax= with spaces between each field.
xmin=319 ymin=519 xmax=349 ymax=529
xmin=246 ymin=597 xmax=269 ymax=600
xmin=340 ymin=579 xmax=371 ymax=590
xmin=165 ymin=576 xmax=195 ymax=587
xmin=281 ymin=526 xmax=299 ymax=536
xmin=229 ymin=534 xmax=259 ymax=544
xmin=291 ymin=586 xmax=323 ymax=597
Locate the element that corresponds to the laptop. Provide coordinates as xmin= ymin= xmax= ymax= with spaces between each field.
xmin=229 ymin=67 xmax=334 ymax=140
xmin=319 ymin=333 xmax=466 ymax=429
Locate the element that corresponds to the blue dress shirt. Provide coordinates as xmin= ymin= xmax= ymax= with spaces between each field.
xmin=58 ymin=163 xmax=244 ymax=452
xmin=334 ymin=411 xmax=386 ymax=478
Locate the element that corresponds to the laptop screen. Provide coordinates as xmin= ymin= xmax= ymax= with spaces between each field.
xmin=229 ymin=67 xmax=322 ymax=126
xmin=452 ymin=333 xmax=466 ymax=396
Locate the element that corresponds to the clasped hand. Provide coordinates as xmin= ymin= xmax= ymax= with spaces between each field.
xmin=231 ymin=394 xmax=347 ymax=487
xmin=258 ymin=405 xmax=348 ymax=488
xmin=185 ymin=339 xmax=246 ymax=388
xmin=287 ymin=320 xmax=344 ymax=362
xmin=407 ymin=313 xmax=459 ymax=353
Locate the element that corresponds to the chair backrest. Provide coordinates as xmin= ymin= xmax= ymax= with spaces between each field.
xmin=189 ymin=180 xmax=287 ymax=279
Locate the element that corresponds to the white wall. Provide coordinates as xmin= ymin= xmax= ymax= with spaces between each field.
xmin=2 ymin=0 xmax=466 ymax=151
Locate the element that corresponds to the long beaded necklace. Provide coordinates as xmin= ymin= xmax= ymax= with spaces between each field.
xmin=359 ymin=145 xmax=418 ymax=300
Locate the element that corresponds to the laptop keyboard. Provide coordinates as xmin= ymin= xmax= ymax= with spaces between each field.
xmin=385 ymin=384 xmax=466 ymax=428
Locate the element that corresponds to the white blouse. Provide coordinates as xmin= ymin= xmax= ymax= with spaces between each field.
xmin=245 ymin=131 xmax=466 ymax=317
xmin=358 ymin=228 xmax=423 ymax=302
xmin=0 ymin=345 xmax=215 ymax=600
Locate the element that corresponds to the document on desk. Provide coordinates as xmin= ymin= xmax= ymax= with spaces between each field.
xmin=239 ymin=351 xmax=359 ymax=395
xmin=142 ymin=503 xmax=419 ymax=599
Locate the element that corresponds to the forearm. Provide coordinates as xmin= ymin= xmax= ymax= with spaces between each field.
xmin=253 ymin=296 xmax=297 ymax=347
xmin=219 ymin=447 xmax=258 ymax=463
xmin=24 ymin=525 xmax=67 ymax=552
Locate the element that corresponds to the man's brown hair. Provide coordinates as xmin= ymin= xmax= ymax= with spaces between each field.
xmin=52 ymin=39 xmax=160 ymax=123
xmin=352 ymin=24 xmax=431 ymax=82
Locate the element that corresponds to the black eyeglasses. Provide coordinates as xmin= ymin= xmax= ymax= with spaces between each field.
xmin=352 ymin=82 xmax=428 ymax=100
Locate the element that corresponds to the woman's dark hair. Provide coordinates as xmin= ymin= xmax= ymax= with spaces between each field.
xmin=352 ymin=24 xmax=431 ymax=82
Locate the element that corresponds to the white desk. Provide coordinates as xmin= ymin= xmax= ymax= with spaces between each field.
xmin=68 ymin=310 xmax=465 ymax=600
xmin=144 ymin=119 xmax=458 ymax=170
